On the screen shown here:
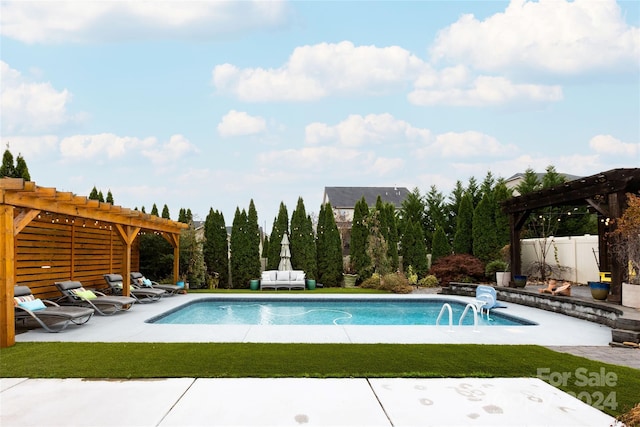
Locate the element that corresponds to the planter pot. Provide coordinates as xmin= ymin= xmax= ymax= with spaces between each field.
xmin=588 ymin=281 xmax=610 ymax=301
xmin=513 ymin=275 xmax=527 ymax=288
xmin=306 ymin=279 xmax=316 ymax=290
xmin=343 ymin=273 xmax=358 ymax=288
xmin=622 ymin=282 xmax=640 ymax=308
xmin=249 ymin=279 xmax=260 ymax=291
xmin=496 ymin=272 xmax=511 ymax=287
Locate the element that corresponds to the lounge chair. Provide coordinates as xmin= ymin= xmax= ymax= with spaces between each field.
xmin=130 ymin=272 xmax=183 ymax=295
xmin=55 ymin=280 xmax=136 ymax=316
xmin=14 ymin=285 xmax=94 ymax=332
xmin=474 ymin=285 xmax=507 ymax=314
xmin=103 ymin=273 xmax=165 ymax=303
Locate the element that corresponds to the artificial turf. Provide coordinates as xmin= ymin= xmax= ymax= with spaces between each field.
xmin=1 ymin=342 xmax=638 ymax=417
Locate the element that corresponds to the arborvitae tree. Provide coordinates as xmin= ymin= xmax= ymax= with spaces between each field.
xmin=262 ymin=235 xmax=269 ymax=259
xmin=89 ymin=187 xmax=99 ymax=200
xmin=466 ymin=176 xmax=481 ymax=206
xmin=400 ymin=187 xmax=425 ymax=235
xmin=208 ymin=210 xmax=229 ymax=287
xmin=472 ymin=193 xmax=499 ymax=264
xmin=139 ymin=232 xmax=173 ymax=281
xmin=431 ymin=225 xmax=451 ymax=266
xmin=161 ymin=204 xmax=170 ymax=219
xmin=0 ymin=148 xmax=16 ymax=178
xmin=380 ymin=200 xmax=399 ymax=271
xmin=452 ymin=192 xmax=474 ymax=254
xmin=316 ymin=203 xmax=343 ymax=286
xmin=493 ymin=179 xmax=512 ymax=249
xmin=541 ymin=165 xmax=565 ymax=189
xmin=290 ymin=197 xmax=317 ymax=280
xmin=350 ymin=197 xmax=370 ymax=279
xmin=480 ymin=171 xmax=495 ymax=200
xmin=178 ymin=208 xmax=187 ymax=223
xmin=401 ymin=220 xmax=429 ymax=277
xmin=15 ymin=154 xmax=30 ymax=180
xmin=230 ymin=207 xmax=251 ymax=288
xmin=247 ymin=199 xmax=262 ymax=280
xmin=97 ymin=191 xmax=104 ymax=202
xmin=267 ymin=202 xmax=289 ymax=270
xmin=105 ymin=190 xmax=113 ymax=204
xmin=151 ymin=204 xmax=159 ymax=216
xmin=447 ymin=180 xmax=465 ymax=235
xmin=179 ymin=228 xmax=205 ymax=288
xmin=141 ymin=206 xmax=146 ymax=213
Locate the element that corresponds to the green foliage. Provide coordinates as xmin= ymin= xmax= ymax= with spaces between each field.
xmin=406 ymin=265 xmax=418 ymax=285
xmin=150 ymin=204 xmax=159 ymax=216
xmin=424 ymin=185 xmax=448 ymax=252
xmin=161 ymin=204 xmax=170 ymax=219
xmin=430 ymin=225 xmax=451 ymax=265
xmin=401 ymin=220 xmax=429 ymax=277
xmin=379 ymin=272 xmax=413 ymax=294
xmin=418 ymin=274 xmax=439 ymax=287
xmin=472 ymin=193 xmax=499 ymax=263
xmin=139 ymin=232 xmax=173 ymax=281
xmin=247 ymin=200 xmax=262 ymax=280
xmin=359 ymin=272 xmax=381 ymax=289
xmin=365 ymin=208 xmax=391 ymax=277
xmin=377 ymin=198 xmax=399 ymax=271
xmin=15 ymin=154 xmax=30 ymax=180
xmin=316 ymin=203 xmax=343 ymax=286
xmin=290 ymin=197 xmax=317 ymax=280
xmin=452 ymin=192 xmax=474 ymax=254
xmin=429 ymin=253 xmax=485 ymax=286
xmin=350 ymin=197 xmax=370 ymax=279
xmin=105 ymin=190 xmax=114 ymax=205
xmin=493 ymin=180 xmax=511 ymax=248
xmin=516 ymin=167 xmax=542 ymax=195
xmin=179 ymin=228 xmax=205 ymax=288
xmin=89 ymin=187 xmax=99 ymax=200
xmin=485 ymin=260 xmax=509 ymax=278
xmin=204 ymin=209 xmax=229 ymax=288
xmin=267 ymin=202 xmax=289 ymax=270
xmin=1 ymin=148 xmax=16 ymax=177
xmin=230 ymin=208 xmax=251 ymax=288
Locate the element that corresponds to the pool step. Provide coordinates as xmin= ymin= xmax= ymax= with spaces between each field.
xmin=611 ymin=329 xmax=640 ymax=344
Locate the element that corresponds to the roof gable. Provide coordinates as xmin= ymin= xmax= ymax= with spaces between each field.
xmin=324 ymin=186 xmax=410 ymax=208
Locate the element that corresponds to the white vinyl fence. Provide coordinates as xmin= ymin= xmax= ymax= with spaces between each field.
xmin=521 ymin=235 xmax=600 ymax=284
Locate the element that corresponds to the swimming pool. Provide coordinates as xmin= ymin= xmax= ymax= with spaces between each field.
xmin=148 ymin=298 xmax=536 ymax=326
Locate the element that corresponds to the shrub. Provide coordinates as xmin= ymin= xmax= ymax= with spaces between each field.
xmin=360 ymin=273 xmax=381 ymax=289
xmin=419 ymin=274 xmax=439 ymax=288
xmin=406 ymin=265 xmax=418 ymax=286
xmin=429 ymin=254 xmax=485 ymax=286
xmin=485 ymin=260 xmax=508 ymax=279
xmin=380 ymin=272 xmax=413 ymax=294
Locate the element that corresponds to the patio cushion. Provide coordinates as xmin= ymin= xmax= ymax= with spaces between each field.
xmin=75 ymin=290 xmax=98 ymax=300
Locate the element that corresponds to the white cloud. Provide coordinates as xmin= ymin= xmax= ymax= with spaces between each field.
xmin=409 ymin=74 xmax=562 ymax=106
xmin=60 ymin=133 xmax=156 ymax=160
xmin=217 ymin=110 xmax=267 ymax=137
xmin=258 ymin=146 xmax=362 ymax=172
xmin=0 ymin=135 xmax=59 ymax=159
xmin=416 ymin=131 xmax=517 ymax=159
xmin=1 ymin=61 xmax=78 ymax=134
xmin=305 ymin=113 xmax=431 ymax=147
xmin=212 ymin=41 xmax=426 ymax=102
xmin=0 ymin=0 xmax=290 ymax=44
xmin=142 ymin=134 xmax=199 ymax=165
xmin=430 ymin=0 xmax=640 ymax=75
xmin=589 ymin=134 xmax=639 ymax=158
xmin=368 ymin=157 xmax=405 ymax=175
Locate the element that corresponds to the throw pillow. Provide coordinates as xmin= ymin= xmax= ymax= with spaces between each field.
xmin=18 ymin=299 xmax=47 ymax=311
xmin=76 ymin=290 xmax=98 ymax=300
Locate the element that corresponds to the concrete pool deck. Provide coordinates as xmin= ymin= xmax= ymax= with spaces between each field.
xmin=5 ymin=291 xmax=638 ymax=426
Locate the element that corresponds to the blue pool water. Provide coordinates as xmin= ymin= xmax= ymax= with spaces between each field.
xmin=148 ymin=298 xmax=536 ymax=326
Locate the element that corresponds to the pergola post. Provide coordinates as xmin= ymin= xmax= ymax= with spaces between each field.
xmin=0 ymin=205 xmax=16 ymax=348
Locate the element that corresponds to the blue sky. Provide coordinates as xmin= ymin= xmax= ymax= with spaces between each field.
xmin=1 ymin=0 xmax=639 ymax=228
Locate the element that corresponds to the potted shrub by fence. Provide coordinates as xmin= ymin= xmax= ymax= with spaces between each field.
xmin=485 ymin=260 xmax=510 ymax=287
xmin=608 ymin=193 xmax=640 ymax=308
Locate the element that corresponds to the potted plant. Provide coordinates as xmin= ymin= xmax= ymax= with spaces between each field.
xmin=485 ymin=260 xmax=509 ymax=287
xmin=343 ymin=256 xmax=358 ymax=288
xmin=608 ymin=193 xmax=640 ymax=308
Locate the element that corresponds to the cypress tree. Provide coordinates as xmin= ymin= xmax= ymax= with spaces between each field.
xmin=230 ymin=207 xmax=251 ymax=288
xmin=382 ymin=202 xmax=399 ymax=271
xmin=0 ymin=148 xmax=16 ymax=178
xmin=402 ymin=220 xmax=429 ymax=277
xmin=290 ymin=198 xmax=317 ymax=279
xmin=267 ymin=202 xmax=289 ymax=270
xmin=472 ymin=193 xmax=498 ymax=263
xmin=452 ymin=192 xmax=474 ymax=254
xmin=431 ymin=225 xmax=451 ymax=265
xmin=15 ymin=154 xmax=30 ymax=180
xmin=350 ymin=197 xmax=370 ymax=279
xmin=89 ymin=187 xmax=99 ymax=200
xmin=161 ymin=204 xmax=170 ymax=219
xmin=316 ymin=203 xmax=343 ymax=286
xmin=105 ymin=190 xmax=114 ymax=204
xmin=151 ymin=204 xmax=159 ymax=216
xmin=493 ymin=180 xmax=511 ymax=249
xmin=247 ymin=200 xmax=262 ymax=280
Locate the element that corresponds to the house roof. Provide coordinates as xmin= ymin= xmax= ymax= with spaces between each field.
xmin=324 ymin=186 xmax=410 ymax=208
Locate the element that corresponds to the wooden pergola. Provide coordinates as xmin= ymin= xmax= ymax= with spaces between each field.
xmin=502 ymin=168 xmax=640 ymax=303
xmin=0 ymin=178 xmax=188 ymax=348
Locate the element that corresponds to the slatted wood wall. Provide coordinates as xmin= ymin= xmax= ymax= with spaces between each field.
xmin=15 ymin=216 xmax=139 ymax=299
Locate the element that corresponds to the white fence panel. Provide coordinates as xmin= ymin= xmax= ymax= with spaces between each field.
xmin=521 ymin=235 xmax=599 ymax=284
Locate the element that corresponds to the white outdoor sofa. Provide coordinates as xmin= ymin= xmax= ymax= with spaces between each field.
xmin=260 ymin=270 xmax=306 ymax=290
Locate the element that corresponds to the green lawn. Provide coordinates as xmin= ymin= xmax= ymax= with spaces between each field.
xmin=1 ymin=342 xmax=638 ymax=417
